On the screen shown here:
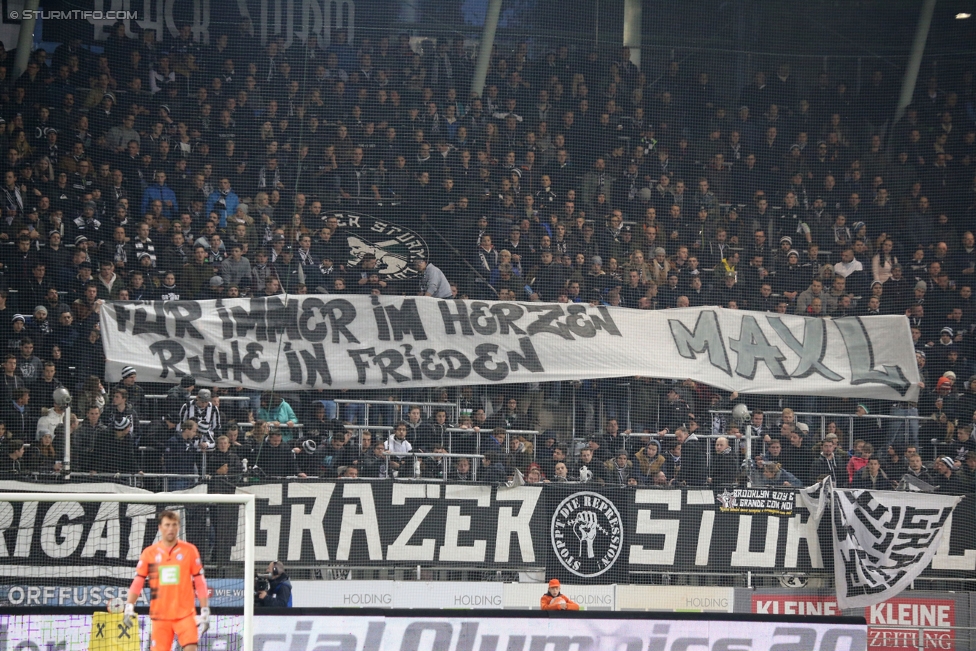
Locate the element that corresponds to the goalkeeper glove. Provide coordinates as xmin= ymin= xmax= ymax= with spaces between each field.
xmin=122 ymin=603 xmax=136 ymax=629
xmin=196 ymin=607 xmax=210 ymax=637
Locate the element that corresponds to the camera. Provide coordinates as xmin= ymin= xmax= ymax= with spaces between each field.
xmin=255 ymin=576 xmax=270 ymax=595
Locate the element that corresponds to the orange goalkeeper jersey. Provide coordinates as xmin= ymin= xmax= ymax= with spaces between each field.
xmin=135 ymin=540 xmax=204 ymax=620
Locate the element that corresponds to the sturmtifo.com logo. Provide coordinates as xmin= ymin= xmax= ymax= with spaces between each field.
xmin=550 ymin=491 xmax=622 ymax=578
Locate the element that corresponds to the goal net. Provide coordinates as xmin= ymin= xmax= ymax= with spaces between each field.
xmin=0 ymin=492 xmax=255 ymax=651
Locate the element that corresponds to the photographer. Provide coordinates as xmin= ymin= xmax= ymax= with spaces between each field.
xmin=256 ymin=561 xmax=292 ymax=607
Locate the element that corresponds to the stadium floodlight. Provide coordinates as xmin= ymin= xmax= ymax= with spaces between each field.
xmin=731 ymin=403 xmax=755 ymax=476
xmin=0 ymin=492 xmax=255 ymax=651
xmin=731 ymin=403 xmax=751 ymax=424
xmin=53 ymin=386 xmax=71 ymax=407
xmin=53 ymin=386 xmax=72 ymax=473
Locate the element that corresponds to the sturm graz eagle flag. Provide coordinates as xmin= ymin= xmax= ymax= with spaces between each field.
xmin=327 ymin=211 xmax=430 ymax=282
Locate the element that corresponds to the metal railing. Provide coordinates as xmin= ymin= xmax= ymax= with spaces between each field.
xmin=64 ymin=472 xmax=201 ymax=492
xmin=135 ymin=419 xmax=307 ymax=437
xmin=332 ymin=399 xmax=460 ymax=426
xmin=339 ymin=424 xmax=541 ymax=460
xmin=382 ymin=451 xmax=490 ymax=482
xmin=139 ymin=395 xmax=464 ymax=430
xmin=710 ymin=409 xmax=931 ymax=444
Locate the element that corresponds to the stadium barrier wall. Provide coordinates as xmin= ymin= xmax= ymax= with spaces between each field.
xmin=1 ymin=588 xmax=971 ymax=649
xmin=0 ymin=610 xmax=869 ymax=651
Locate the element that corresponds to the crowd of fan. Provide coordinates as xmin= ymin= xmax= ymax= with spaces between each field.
xmin=0 ymin=23 xmax=973 ymax=491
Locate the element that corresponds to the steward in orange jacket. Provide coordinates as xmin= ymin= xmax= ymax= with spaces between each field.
xmin=540 ymin=579 xmax=580 ymax=610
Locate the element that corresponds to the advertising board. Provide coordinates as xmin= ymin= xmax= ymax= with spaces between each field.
xmin=751 ymin=594 xmax=954 ymax=651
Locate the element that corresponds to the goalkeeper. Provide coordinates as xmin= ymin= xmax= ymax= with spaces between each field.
xmin=123 ymin=510 xmax=210 ymax=651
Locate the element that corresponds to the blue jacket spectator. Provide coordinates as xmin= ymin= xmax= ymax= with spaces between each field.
xmin=140 ymin=172 xmax=179 ymax=219
xmin=164 ymin=421 xmax=202 ymax=487
xmin=205 ymin=179 xmax=241 ymax=228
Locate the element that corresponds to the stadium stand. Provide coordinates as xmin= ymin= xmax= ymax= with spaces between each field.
xmin=0 ymin=15 xmax=972 ymax=502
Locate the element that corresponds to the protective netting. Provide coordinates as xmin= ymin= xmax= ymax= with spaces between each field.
xmin=0 ymin=0 xmax=972 ymax=630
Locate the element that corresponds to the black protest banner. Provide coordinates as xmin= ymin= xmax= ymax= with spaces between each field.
xmin=0 ymin=484 xmax=970 ymax=583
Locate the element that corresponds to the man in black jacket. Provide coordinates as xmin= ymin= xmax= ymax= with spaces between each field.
xmin=661 ymin=386 xmax=692 ymax=432
xmin=674 ymin=425 xmax=706 ymax=486
xmin=480 ymin=452 xmax=509 ymax=484
xmin=0 ymin=439 xmax=24 ymax=475
xmin=809 ymin=437 xmax=847 ymax=487
xmin=311 ymin=431 xmax=358 ymax=477
xmin=95 ymin=415 xmax=138 ymax=474
xmin=416 ymin=408 xmax=449 ymax=453
xmin=1 ymin=388 xmax=33 ymax=440
xmin=709 ymin=436 xmax=738 ymax=487
xmin=163 ymin=375 xmax=195 ymax=431
xmin=73 ymin=405 xmax=104 ymax=473
xmin=934 ymin=456 xmax=967 ymax=494
xmin=781 ymin=427 xmax=813 ymax=485
xmin=253 ymin=429 xmax=306 ymax=478
xmin=904 ymin=453 xmax=936 ymax=486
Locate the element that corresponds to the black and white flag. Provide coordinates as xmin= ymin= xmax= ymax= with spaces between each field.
xmin=796 ymin=477 xmax=830 ymax=522
xmin=832 ymin=485 xmax=962 ymax=609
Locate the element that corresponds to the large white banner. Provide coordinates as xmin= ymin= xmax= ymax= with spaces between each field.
xmin=100 ymin=298 xmax=920 ymax=400
xmin=832 ymin=487 xmax=963 ymax=610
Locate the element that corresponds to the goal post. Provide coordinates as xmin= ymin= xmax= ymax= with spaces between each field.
xmin=0 ymin=491 xmax=255 ymax=651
